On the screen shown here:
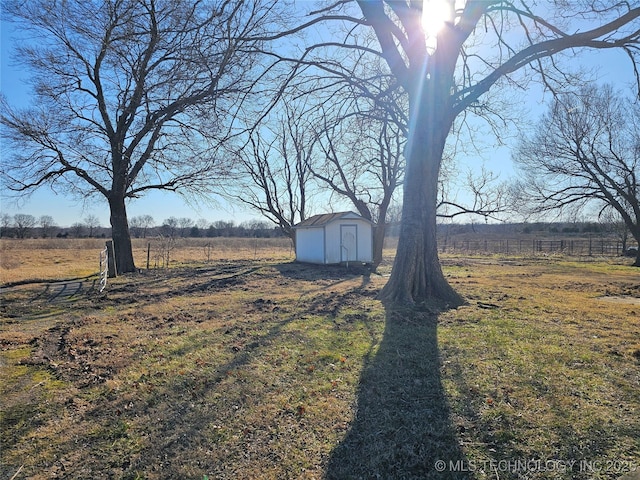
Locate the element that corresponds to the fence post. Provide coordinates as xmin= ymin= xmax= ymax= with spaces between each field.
xmin=106 ymin=240 xmax=117 ymax=278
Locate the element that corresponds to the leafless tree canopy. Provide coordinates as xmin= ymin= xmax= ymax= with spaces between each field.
xmin=230 ymin=101 xmax=316 ymax=243
xmin=12 ymin=214 xmax=37 ymax=239
xmin=1 ymin=0 xmax=289 ymax=272
xmin=282 ymin=0 xmax=640 ymax=304
xmin=2 ymin=0 xmax=271 ymax=196
xmin=515 ymin=84 xmax=640 ymax=265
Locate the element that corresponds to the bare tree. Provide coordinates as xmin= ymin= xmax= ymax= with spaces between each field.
xmin=129 ymin=216 xmax=144 ymax=239
xmin=231 ymin=102 xmax=316 ymax=244
xmin=161 ymin=217 xmax=179 ymax=239
xmin=130 ymin=214 xmax=155 ymax=238
xmin=196 ymin=218 xmax=210 ymax=230
xmin=154 ymin=217 xmax=181 ymax=266
xmin=601 ymin=208 xmax=631 ymax=254
xmin=84 ymin=215 xmax=101 ymax=238
xmin=39 ymin=215 xmax=56 ymax=238
xmin=141 ymin=215 xmax=156 ymax=238
xmin=514 ymin=85 xmax=640 ymax=266
xmin=177 ymin=217 xmax=194 ymax=237
xmin=292 ymin=1 xmax=640 ymax=305
xmin=283 ymin=24 xmax=506 ymax=270
xmin=1 ymin=213 xmax=13 ymax=237
xmin=70 ymin=222 xmax=85 ymax=239
xmin=1 ymin=0 xmax=288 ymax=274
xmin=13 ymin=213 xmax=36 ymax=239
xmin=311 ymin=107 xmax=404 ymax=269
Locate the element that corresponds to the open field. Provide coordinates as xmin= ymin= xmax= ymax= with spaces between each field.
xmin=0 ymin=237 xmax=295 ymax=286
xmin=1 ymin=239 xmax=639 ymax=479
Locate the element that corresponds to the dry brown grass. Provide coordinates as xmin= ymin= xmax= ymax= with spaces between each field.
xmin=0 ymin=238 xmax=107 ymax=285
xmin=1 ymin=258 xmax=384 ymax=480
xmin=0 ymin=237 xmax=294 ymax=285
xmin=1 ymin=245 xmax=639 ymax=479
xmin=435 ymin=256 xmax=640 ymax=478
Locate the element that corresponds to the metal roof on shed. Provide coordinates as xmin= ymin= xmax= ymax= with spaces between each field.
xmin=293 ymin=211 xmax=371 ymax=228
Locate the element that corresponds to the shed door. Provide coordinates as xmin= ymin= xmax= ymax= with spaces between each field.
xmin=340 ymin=225 xmax=357 ymax=262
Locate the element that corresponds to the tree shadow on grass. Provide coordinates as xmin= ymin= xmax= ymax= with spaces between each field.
xmin=325 ymin=306 xmax=471 ymax=480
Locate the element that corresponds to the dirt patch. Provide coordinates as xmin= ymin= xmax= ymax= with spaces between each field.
xmin=597 ymin=295 xmax=640 ymax=305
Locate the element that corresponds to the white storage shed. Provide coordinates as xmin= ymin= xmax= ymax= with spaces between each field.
xmin=293 ymin=211 xmax=373 ymax=265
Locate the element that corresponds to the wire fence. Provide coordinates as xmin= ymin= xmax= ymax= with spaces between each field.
xmin=438 ymin=236 xmax=634 ymax=257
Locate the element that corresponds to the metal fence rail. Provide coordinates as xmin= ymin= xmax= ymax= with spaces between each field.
xmin=99 ymin=245 xmax=108 ymax=292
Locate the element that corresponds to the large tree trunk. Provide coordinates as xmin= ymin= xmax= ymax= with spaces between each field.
xmin=371 ymin=222 xmax=386 ymax=271
xmin=380 ymin=78 xmax=464 ymax=307
xmin=632 ymin=228 xmax=640 ymax=267
xmin=108 ymin=195 xmax=136 ymax=274
xmin=371 ymin=197 xmax=392 ymax=271
xmin=380 ymin=142 xmax=463 ymax=306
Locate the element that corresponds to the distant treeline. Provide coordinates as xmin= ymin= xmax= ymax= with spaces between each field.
xmin=144 ymin=221 xmax=285 ymax=239
xmin=433 ymin=221 xmax=620 ymax=236
xmin=385 ymin=220 xmax=626 ymax=238
xmin=0 ymin=213 xmax=284 ymax=239
xmin=1 ymin=211 xmax=629 ymax=242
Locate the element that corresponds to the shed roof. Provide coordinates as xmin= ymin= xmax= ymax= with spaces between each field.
xmin=293 ymin=211 xmax=371 ymax=228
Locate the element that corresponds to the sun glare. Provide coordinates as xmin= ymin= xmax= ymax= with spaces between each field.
xmin=421 ymin=0 xmax=452 ymax=38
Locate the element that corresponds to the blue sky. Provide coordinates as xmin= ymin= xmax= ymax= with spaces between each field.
xmin=1 ymin=9 xmax=638 ymax=228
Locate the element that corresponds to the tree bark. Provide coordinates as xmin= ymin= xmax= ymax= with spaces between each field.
xmin=371 ymin=223 xmax=386 ymax=271
xmin=380 ymin=141 xmax=463 ymax=306
xmin=380 ymin=74 xmax=464 ymax=307
xmin=632 ymin=227 xmax=640 ymax=267
xmin=288 ymin=229 xmax=297 ymax=251
xmin=108 ymin=195 xmax=136 ymax=274
xmin=370 ymin=193 xmax=393 ymax=271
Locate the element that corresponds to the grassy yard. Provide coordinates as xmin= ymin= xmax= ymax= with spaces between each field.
xmin=1 ymin=240 xmax=639 ymax=479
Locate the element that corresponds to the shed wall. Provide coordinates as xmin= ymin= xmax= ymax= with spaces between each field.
xmin=295 ymin=227 xmax=325 ymax=263
xmin=324 ymin=221 xmax=343 ymax=264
